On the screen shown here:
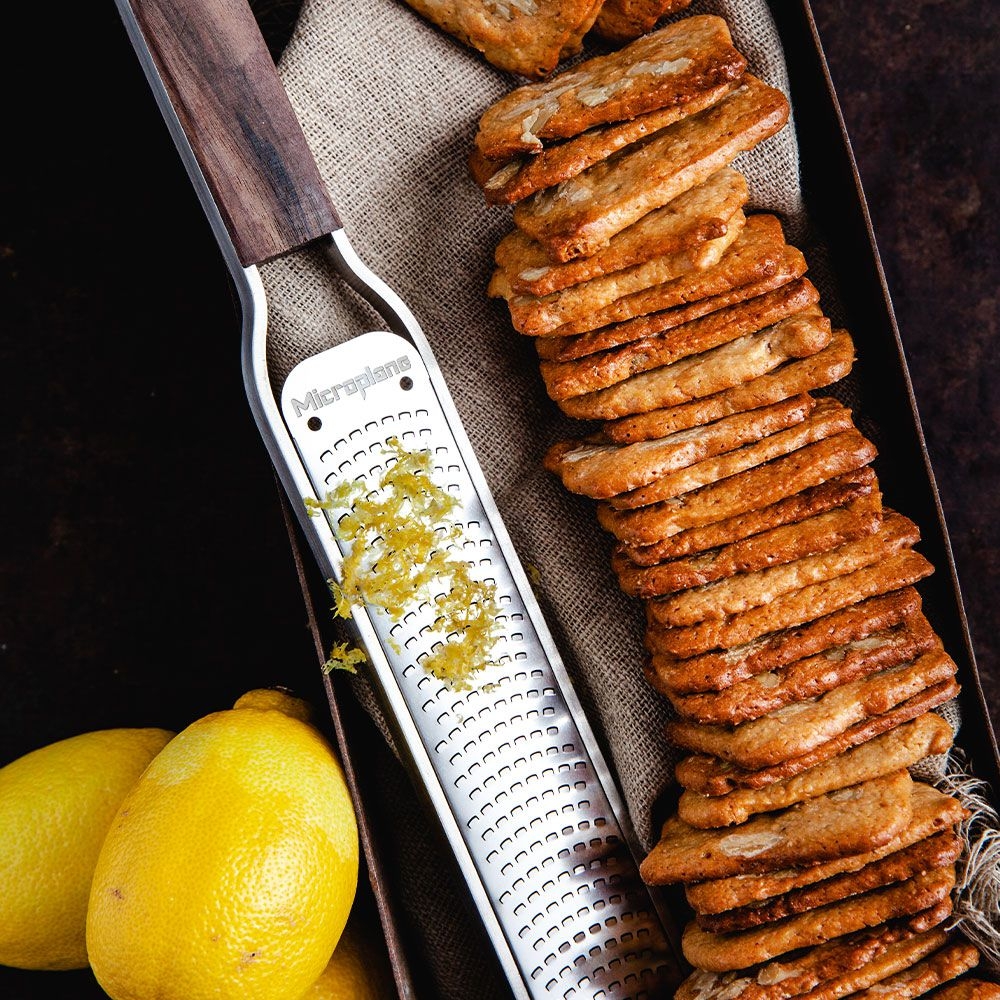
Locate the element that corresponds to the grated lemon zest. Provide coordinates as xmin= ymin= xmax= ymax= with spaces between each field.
xmin=322 ymin=642 xmax=367 ymax=676
xmin=306 ymin=439 xmax=502 ymax=689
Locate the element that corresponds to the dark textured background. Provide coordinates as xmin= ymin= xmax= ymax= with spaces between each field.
xmin=807 ymin=0 xmax=999 ymax=715
xmin=0 ymin=1 xmax=996 ymax=996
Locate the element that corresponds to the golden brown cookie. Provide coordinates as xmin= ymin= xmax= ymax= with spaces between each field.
xmin=592 ymin=0 xmax=694 ymax=43
xmin=612 ymin=389 xmax=848 ymax=511
xmin=664 ymin=648 xmax=956 ymax=768
xmin=660 ymin=612 xmax=939 ymax=725
xmin=512 ymin=75 xmax=789 ymax=261
xmin=676 ymin=712 xmax=953 ymax=829
xmin=544 ymin=395 xmax=814 ymax=499
xmin=535 ymin=240 xmax=807 ymax=362
xmin=617 ymin=492 xmax=882 ymax=599
xmin=601 ymin=432 xmax=877 ymax=550
xmin=646 ymin=550 xmax=934 ymax=659
xmin=601 ymin=397 xmax=854 ymax=529
xmin=493 ymin=212 xmax=747 ymax=337
xmin=626 ymin=466 xmax=877 ymax=570
xmin=647 ymin=509 xmax=915 ymax=625
xmin=645 ymin=585 xmax=918 ymax=692
xmin=647 ymin=510 xmax=917 ymax=627
xmin=495 ymin=168 xmax=748 ymax=296
xmin=673 ymin=679 xmax=960 ymax=795
xmin=532 ymin=216 xmax=801 ymax=343
xmin=640 ymin=770 xmax=914 ymax=885
xmin=474 ymin=14 xmax=748 ymax=156
xmin=595 ymin=330 xmax=853 ymax=445
xmin=561 ymin=0 xmax=608 ymax=60
xmin=684 ymin=781 xmax=968 ymax=914
xmin=926 ymin=981 xmax=1000 ymax=1000
xmin=496 ymin=222 xmax=742 ymax=329
xmin=401 ymin=0 xmax=604 ymax=80
xmin=849 ymin=941 xmax=981 ymax=1000
xmin=697 ymin=832 xmax=963 ymax=933
xmin=508 ymin=211 xmax=792 ymax=339
xmin=674 ymin=923 xmax=950 ymax=1000
xmin=561 ymin=309 xmax=831 ymax=420
xmin=543 ymin=284 xmax=821 ymax=409
xmin=679 ymin=865 xmax=956 ymax=972
xmin=470 ymin=78 xmax=737 ymax=205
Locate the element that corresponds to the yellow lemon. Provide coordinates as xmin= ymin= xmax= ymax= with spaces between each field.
xmin=301 ymin=910 xmax=395 ymax=1000
xmin=86 ymin=689 xmax=359 ymax=1000
xmin=0 ymin=727 xmax=174 ymax=970
xmin=231 ymin=685 xmax=314 ymax=722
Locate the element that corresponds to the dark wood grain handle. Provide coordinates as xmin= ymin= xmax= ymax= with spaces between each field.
xmin=127 ymin=0 xmax=340 ymax=266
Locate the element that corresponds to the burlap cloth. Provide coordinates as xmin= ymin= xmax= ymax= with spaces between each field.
xmin=257 ymin=2 xmax=988 ymax=994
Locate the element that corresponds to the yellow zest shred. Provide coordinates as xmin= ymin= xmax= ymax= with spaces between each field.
xmin=306 ymin=438 xmax=502 ymax=689
xmin=322 ymin=642 xmax=367 ymax=676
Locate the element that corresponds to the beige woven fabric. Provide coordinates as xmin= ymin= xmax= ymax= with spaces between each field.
xmin=257 ymin=0 xmax=974 ymax=992
xmin=260 ymin=0 xmax=804 ymax=848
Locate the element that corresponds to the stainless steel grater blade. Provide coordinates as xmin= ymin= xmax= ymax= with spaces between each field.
xmin=115 ymin=0 xmax=684 ymax=995
xmin=260 ymin=235 xmax=684 ymax=1000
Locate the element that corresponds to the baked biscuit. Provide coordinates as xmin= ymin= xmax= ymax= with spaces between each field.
xmin=679 ymin=865 xmax=956 ymax=972
xmin=602 ymin=329 xmax=855 ymax=443
xmin=602 ymin=432 xmax=877 ymax=548
xmin=674 ymin=925 xmax=949 ymax=1000
xmin=471 ymin=79 xmax=738 ymax=205
xmin=493 ymin=214 xmax=747 ymax=337
xmin=849 ymin=941 xmax=980 ymax=1000
xmin=495 ymin=168 xmax=748 ymax=296
xmin=513 ymin=75 xmax=789 ymax=261
xmin=401 ymin=0 xmax=604 ymax=80
xmin=544 ymin=395 xmax=814 ymax=499
xmin=494 ymin=212 xmax=754 ymax=338
xmin=646 ymin=551 xmax=934 ymax=658
xmin=535 ymin=240 xmax=807 ymax=361
xmin=617 ymin=492 xmax=882 ymax=599
xmin=603 ymin=396 xmax=854 ymax=522
xmin=673 ymin=678 xmax=960 ymax=794
xmin=676 ymin=713 xmax=954 ymax=829
xmin=512 ymin=227 xmax=751 ymax=344
xmin=535 ymin=218 xmax=804 ymax=343
xmin=927 ymin=981 xmax=1000 ymax=1000
xmin=559 ymin=0 xmax=608 ymax=62
xmin=646 ymin=510 xmax=919 ymax=626
xmin=561 ymin=309 xmax=831 ymax=419
xmin=664 ymin=648 xmax=957 ymax=767
xmin=645 ymin=508 xmax=911 ymax=623
xmin=626 ymin=466 xmax=877 ymax=570
xmin=640 ymin=770 xmax=914 ymax=885
xmin=660 ymin=613 xmax=938 ymax=725
xmin=645 ymin=586 xmax=918 ymax=691
xmin=610 ymin=391 xmax=850 ymax=518
xmin=698 ymin=832 xmax=963 ymax=932
xmin=507 ymin=211 xmax=794 ymax=338
xmin=474 ymin=14 xmax=747 ymax=156
xmin=684 ymin=781 xmax=968 ymax=914
xmin=593 ymin=0 xmax=693 ymax=43
xmin=542 ymin=280 xmax=820 ymax=403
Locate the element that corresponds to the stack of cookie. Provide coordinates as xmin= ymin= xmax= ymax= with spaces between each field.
xmin=470 ymin=12 xmax=999 ymax=999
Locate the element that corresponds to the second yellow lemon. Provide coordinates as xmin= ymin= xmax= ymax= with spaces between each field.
xmin=86 ymin=689 xmax=359 ymax=1000
xmin=0 ymin=726 xmax=174 ymax=971
xmin=301 ymin=909 xmax=395 ymax=1000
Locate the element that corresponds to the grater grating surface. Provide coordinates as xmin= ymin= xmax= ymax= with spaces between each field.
xmin=280 ymin=330 xmax=680 ymax=998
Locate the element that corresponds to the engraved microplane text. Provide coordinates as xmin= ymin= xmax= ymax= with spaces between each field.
xmin=290 ymin=355 xmax=413 ymax=416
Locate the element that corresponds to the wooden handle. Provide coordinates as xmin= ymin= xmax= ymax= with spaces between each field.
xmin=127 ymin=0 xmax=340 ymax=266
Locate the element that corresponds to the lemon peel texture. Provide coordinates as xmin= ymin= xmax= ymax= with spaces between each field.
xmin=308 ymin=438 xmax=502 ymax=690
